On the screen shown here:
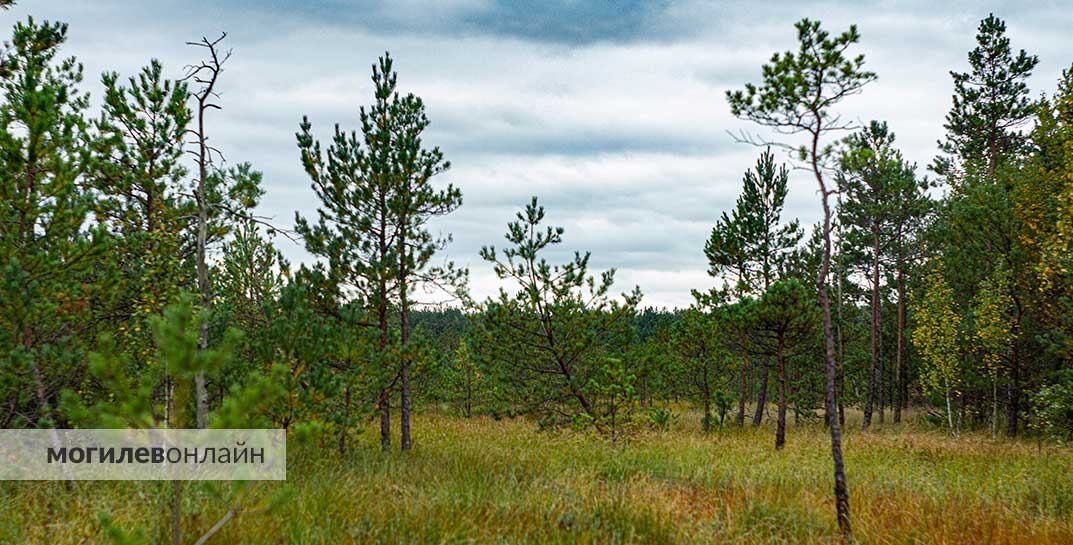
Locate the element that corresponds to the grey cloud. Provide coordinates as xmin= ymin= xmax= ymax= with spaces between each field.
xmin=5 ymin=0 xmax=1071 ymax=307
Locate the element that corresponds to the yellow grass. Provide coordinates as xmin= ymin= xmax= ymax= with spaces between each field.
xmin=2 ymin=411 xmax=1071 ymax=544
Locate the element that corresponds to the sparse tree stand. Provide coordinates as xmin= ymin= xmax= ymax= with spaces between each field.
xmin=836 ymin=121 xmax=918 ymax=430
xmin=727 ymin=19 xmax=876 ymax=543
xmin=932 ymin=14 xmax=1039 ymax=438
xmin=700 ymin=149 xmax=802 ymax=426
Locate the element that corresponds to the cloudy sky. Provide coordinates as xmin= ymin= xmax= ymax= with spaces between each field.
xmin=10 ymin=1 xmax=1072 ymax=308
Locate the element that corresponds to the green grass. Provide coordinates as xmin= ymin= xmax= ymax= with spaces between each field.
xmin=2 ymin=411 xmax=1072 ymax=544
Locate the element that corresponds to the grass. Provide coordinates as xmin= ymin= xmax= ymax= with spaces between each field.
xmin=2 ymin=410 xmax=1072 ymax=544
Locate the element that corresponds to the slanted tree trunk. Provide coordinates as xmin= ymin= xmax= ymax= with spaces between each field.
xmin=812 ymin=134 xmax=852 ymax=542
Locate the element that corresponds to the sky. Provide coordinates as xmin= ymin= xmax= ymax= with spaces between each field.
xmin=8 ymin=1 xmax=1072 ymax=308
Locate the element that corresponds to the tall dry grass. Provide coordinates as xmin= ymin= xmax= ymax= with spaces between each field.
xmin=2 ymin=411 xmax=1071 ymax=544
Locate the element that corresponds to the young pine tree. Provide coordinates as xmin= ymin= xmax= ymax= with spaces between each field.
xmin=384 ymin=52 xmax=464 ymax=451
xmin=702 ymin=149 xmax=802 ymax=427
xmin=749 ymin=279 xmax=820 ymax=449
xmin=295 ymin=54 xmax=402 ymax=452
xmin=0 ymin=18 xmax=106 ymax=428
xmin=727 ymin=19 xmax=875 ymax=541
xmin=89 ymin=59 xmax=193 ymax=370
xmin=476 ymin=197 xmax=641 ymax=432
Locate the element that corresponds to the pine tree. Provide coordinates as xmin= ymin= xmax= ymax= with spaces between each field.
xmin=295 ymin=54 xmax=402 ymax=452
xmin=836 ymin=120 xmax=917 ymax=429
xmin=701 ymin=149 xmax=802 ymax=427
xmin=933 ymin=14 xmax=1038 ymax=437
xmin=704 ymin=148 xmax=802 ymax=297
xmin=88 ymin=59 xmax=193 ymax=371
xmin=671 ymin=308 xmax=731 ymax=432
xmin=0 ymin=18 xmax=106 ymax=428
xmin=476 ymin=197 xmax=641 ymax=432
xmin=384 ymin=52 xmax=464 ymax=451
xmin=934 ymin=14 xmax=1038 ymax=179
xmin=748 ymin=279 xmax=819 ymax=449
xmin=215 ymin=220 xmax=287 ymax=333
xmin=727 ymin=19 xmax=875 ymax=541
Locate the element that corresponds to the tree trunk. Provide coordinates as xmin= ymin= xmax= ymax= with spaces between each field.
xmin=1006 ymin=336 xmax=1019 ymax=438
xmin=378 ymin=271 xmax=391 ymax=452
xmin=703 ymin=394 xmax=712 ymax=433
xmin=377 ymin=189 xmax=391 ymax=451
xmin=991 ymin=377 xmax=998 ymax=440
xmin=775 ymin=342 xmax=787 ymax=450
xmin=753 ymin=363 xmax=768 ymax=426
xmin=195 ymin=103 xmax=210 ymax=430
xmin=379 ymin=390 xmax=390 ymax=452
xmin=894 ymin=266 xmax=905 ymax=424
xmin=812 ymin=138 xmax=853 ymax=542
xmin=737 ymin=359 xmax=748 ymax=427
xmin=878 ymin=315 xmax=885 ymax=425
xmin=863 ymin=223 xmax=880 ymax=431
xmin=340 ymin=386 xmax=351 ymax=454
xmin=399 ymin=243 xmax=411 ymax=452
xmin=945 ymin=386 xmax=956 ymax=437
xmin=465 ymin=374 xmax=473 ymax=418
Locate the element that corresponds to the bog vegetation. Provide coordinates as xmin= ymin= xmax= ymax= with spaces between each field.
xmin=0 ymin=4 xmax=1071 ymax=544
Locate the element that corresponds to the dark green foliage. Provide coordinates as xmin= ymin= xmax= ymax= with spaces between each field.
xmin=0 ymin=17 xmax=107 ymax=427
xmin=836 ymin=121 xmax=926 ymax=429
xmin=88 ymin=59 xmax=193 ymax=371
xmin=933 ymin=14 xmax=1038 ymax=179
xmin=671 ymin=308 xmax=733 ymax=432
xmin=476 ymin=197 xmax=641 ymax=432
xmin=703 ymin=149 xmax=801 ymax=298
xmin=295 ymin=52 xmax=464 ymax=450
xmin=748 ymin=280 xmax=820 ymax=448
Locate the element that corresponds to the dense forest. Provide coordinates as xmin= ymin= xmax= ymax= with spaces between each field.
xmin=1 ymin=4 xmax=1072 ymax=545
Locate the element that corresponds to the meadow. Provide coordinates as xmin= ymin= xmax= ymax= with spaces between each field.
xmin=3 ymin=411 xmax=1071 ymax=545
